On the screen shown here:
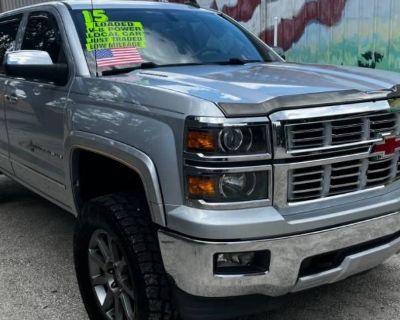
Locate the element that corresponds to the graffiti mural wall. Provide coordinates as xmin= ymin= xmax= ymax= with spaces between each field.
xmin=3 ymin=0 xmax=399 ymax=71
xmin=267 ymin=0 xmax=400 ymax=72
xmin=172 ymin=0 xmax=400 ymax=72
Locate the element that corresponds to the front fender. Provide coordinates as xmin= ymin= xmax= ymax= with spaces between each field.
xmin=65 ymin=131 xmax=166 ymax=226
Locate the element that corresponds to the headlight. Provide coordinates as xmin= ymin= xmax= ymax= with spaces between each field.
xmin=186 ymin=169 xmax=270 ymax=204
xmin=184 ymin=117 xmax=272 ymax=209
xmin=219 ymin=173 xmax=256 ymax=199
xmin=185 ymin=119 xmax=270 ymax=157
xmin=220 ymin=127 xmax=252 ymax=152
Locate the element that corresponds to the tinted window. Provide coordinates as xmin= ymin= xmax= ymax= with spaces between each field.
xmin=22 ymin=12 xmax=66 ymax=64
xmin=72 ymin=8 xmax=279 ymax=74
xmin=0 ymin=15 xmax=22 ymax=73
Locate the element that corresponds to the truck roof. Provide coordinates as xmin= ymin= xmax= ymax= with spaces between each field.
xmin=0 ymin=0 xmax=200 ymax=15
xmin=0 ymin=0 xmax=200 ymax=16
xmin=63 ymin=0 xmax=197 ymax=10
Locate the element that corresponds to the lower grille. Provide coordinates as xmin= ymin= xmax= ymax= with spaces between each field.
xmin=288 ymin=153 xmax=400 ymax=202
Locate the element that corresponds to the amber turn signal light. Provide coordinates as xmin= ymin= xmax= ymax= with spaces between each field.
xmin=187 ymin=176 xmax=216 ymax=197
xmin=187 ymin=130 xmax=216 ymax=151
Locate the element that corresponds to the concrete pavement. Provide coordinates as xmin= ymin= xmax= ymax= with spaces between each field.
xmin=0 ymin=176 xmax=399 ymax=320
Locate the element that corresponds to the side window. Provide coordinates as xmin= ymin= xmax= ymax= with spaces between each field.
xmin=21 ymin=11 xmax=66 ymax=64
xmin=0 ymin=15 xmax=22 ymax=73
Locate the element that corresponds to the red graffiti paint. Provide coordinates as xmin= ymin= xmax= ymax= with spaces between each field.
xmin=261 ymin=0 xmax=347 ymax=51
xmin=210 ymin=0 xmax=218 ymax=10
xmin=220 ymin=0 xmax=261 ymax=22
xmin=169 ymin=0 xmax=347 ymax=52
xmin=170 ymin=0 xmax=260 ymax=22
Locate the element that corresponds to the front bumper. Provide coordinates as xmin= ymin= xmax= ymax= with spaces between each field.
xmin=159 ymin=211 xmax=400 ymax=298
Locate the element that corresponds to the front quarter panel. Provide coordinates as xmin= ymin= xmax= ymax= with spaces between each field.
xmin=66 ymin=76 xmax=224 ymax=225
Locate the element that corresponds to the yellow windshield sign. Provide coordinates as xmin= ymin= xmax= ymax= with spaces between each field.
xmin=82 ymin=10 xmax=146 ymax=51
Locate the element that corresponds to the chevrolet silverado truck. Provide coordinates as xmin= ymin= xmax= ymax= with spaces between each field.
xmin=0 ymin=1 xmax=400 ymax=320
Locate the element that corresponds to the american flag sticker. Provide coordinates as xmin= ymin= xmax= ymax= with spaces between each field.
xmin=95 ymin=47 xmax=144 ymax=68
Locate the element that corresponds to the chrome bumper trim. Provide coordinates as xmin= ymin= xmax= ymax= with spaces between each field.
xmin=159 ymin=212 xmax=400 ymax=298
xmin=293 ymin=234 xmax=400 ymax=292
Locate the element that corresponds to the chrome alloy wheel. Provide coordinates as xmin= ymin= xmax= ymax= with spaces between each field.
xmin=88 ymin=229 xmax=136 ymax=320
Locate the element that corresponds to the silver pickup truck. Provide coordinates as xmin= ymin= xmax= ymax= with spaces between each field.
xmin=1 ymin=1 xmax=400 ymax=320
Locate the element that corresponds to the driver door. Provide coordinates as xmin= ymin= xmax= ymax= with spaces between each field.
xmin=0 ymin=14 xmax=22 ymax=174
xmin=5 ymin=9 xmax=72 ymax=204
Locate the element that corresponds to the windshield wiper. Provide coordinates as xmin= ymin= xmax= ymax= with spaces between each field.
xmin=101 ymin=59 xmax=263 ymax=76
xmin=102 ymin=62 xmax=210 ymax=76
xmin=102 ymin=62 xmax=160 ymax=76
xmin=211 ymin=58 xmax=263 ymax=65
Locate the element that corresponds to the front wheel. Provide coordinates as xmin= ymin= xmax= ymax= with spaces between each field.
xmin=74 ymin=193 xmax=173 ymax=320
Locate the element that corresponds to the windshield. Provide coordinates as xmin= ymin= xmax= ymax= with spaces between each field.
xmin=71 ymin=7 xmax=279 ymax=75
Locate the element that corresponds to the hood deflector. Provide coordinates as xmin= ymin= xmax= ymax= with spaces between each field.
xmin=218 ymin=85 xmax=400 ymax=118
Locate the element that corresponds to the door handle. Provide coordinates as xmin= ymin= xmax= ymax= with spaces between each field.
xmin=5 ymin=94 xmax=18 ymax=104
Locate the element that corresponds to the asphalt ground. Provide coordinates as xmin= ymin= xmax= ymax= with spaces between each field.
xmin=0 ymin=175 xmax=399 ymax=320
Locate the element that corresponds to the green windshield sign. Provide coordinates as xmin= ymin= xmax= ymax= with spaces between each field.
xmin=82 ymin=10 xmax=146 ymax=51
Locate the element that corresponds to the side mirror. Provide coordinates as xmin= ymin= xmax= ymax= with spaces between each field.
xmin=272 ymin=47 xmax=286 ymax=60
xmin=4 ymin=50 xmax=68 ymax=85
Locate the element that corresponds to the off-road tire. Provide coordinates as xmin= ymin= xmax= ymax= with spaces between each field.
xmin=74 ymin=192 xmax=173 ymax=320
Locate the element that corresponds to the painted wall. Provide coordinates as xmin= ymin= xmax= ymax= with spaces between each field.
xmin=267 ymin=0 xmax=400 ymax=72
xmin=175 ymin=0 xmax=400 ymax=72
xmin=2 ymin=0 xmax=398 ymax=72
xmin=0 ymin=0 xmax=49 ymax=12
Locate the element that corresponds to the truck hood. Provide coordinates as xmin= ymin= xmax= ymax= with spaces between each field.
xmin=114 ymin=62 xmax=400 ymax=116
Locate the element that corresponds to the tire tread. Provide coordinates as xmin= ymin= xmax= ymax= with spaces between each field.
xmin=76 ymin=192 xmax=172 ymax=320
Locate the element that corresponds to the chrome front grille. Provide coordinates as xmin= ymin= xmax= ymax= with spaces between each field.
xmin=370 ymin=112 xmax=398 ymax=134
xmin=331 ymin=118 xmax=363 ymax=145
xmin=286 ymin=111 xmax=399 ymax=153
xmin=271 ymin=101 xmax=400 ymax=207
xmin=288 ymin=154 xmax=400 ymax=202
